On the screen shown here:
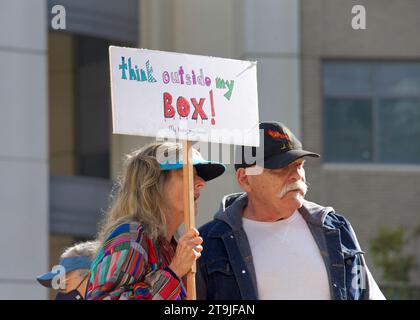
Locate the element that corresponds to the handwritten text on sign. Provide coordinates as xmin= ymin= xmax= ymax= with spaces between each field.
xmin=110 ymin=47 xmax=259 ymax=146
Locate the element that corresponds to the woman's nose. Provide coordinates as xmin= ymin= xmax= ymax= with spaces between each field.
xmin=194 ymin=175 xmax=206 ymax=190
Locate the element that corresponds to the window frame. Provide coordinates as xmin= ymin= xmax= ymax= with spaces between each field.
xmin=322 ymin=60 xmax=420 ymax=165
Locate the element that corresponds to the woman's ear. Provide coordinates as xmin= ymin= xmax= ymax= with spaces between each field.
xmin=236 ymin=168 xmax=252 ymax=193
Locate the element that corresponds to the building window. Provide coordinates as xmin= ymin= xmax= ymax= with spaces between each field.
xmin=323 ymin=61 xmax=420 ymax=164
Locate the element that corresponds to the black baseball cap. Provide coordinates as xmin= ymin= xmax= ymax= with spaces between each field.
xmin=234 ymin=121 xmax=320 ymax=170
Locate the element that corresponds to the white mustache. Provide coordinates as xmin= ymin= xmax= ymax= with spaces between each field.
xmin=278 ymin=180 xmax=308 ymax=199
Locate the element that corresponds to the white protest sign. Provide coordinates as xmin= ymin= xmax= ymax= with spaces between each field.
xmin=109 ymin=46 xmax=259 ymax=146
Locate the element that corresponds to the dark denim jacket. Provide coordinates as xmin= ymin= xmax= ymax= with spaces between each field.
xmin=197 ymin=193 xmax=372 ymax=300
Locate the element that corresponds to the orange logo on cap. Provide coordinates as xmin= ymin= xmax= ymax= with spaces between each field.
xmin=267 ymin=129 xmax=293 ymax=150
xmin=267 ymin=129 xmax=290 ymax=141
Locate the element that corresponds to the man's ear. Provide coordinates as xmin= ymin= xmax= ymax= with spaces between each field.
xmin=236 ymin=168 xmax=252 ymax=193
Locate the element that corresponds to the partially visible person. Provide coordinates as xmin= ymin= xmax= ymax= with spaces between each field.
xmin=37 ymin=240 xmax=99 ymax=300
xmin=87 ymin=141 xmax=225 ymax=300
xmin=197 ymin=121 xmax=385 ymax=300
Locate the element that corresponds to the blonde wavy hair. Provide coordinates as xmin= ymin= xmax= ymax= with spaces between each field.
xmin=97 ymin=141 xmax=184 ymax=243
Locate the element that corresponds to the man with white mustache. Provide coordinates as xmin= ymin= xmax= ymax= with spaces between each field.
xmin=197 ymin=121 xmax=384 ymax=300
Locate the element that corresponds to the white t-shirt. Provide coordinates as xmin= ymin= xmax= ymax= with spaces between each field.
xmin=242 ymin=210 xmax=331 ymax=299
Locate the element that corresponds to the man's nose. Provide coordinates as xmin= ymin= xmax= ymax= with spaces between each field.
xmin=289 ymin=166 xmax=304 ymax=182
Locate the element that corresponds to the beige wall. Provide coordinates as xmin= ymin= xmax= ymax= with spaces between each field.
xmin=301 ymin=0 xmax=420 ymax=279
xmin=301 ymin=0 xmax=420 ymax=58
xmin=48 ymin=32 xmax=80 ymax=299
xmin=49 ymin=32 xmax=76 ymax=175
xmin=139 ymin=0 xmax=241 ymax=59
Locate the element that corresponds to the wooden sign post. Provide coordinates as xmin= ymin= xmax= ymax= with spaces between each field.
xmin=182 ymin=140 xmax=196 ymax=300
xmin=109 ymin=47 xmax=259 ymax=300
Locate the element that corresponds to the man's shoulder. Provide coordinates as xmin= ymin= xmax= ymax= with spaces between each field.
xmin=303 ymin=201 xmax=362 ymax=250
xmin=302 ymin=199 xmax=351 ymax=227
xmin=326 ymin=210 xmax=352 ymax=227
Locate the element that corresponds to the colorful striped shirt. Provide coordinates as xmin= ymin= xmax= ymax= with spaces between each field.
xmin=87 ymin=222 xmax=186 ymax=300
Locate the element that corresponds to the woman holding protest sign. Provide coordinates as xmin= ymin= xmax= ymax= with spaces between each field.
xmin=86 ymin=141 xmax=225 ymax=300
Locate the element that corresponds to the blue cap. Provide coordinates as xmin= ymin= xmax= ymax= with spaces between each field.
xmin=36 ymin=256 xmax=92 ymax=288
xmin=159 ymin=153 xmax=226 ymax=182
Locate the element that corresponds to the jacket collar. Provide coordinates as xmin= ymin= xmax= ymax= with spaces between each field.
xmin=209 ymin=192 xmax=340 ymax=237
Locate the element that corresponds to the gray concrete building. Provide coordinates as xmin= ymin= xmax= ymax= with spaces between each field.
xmin=300 ymin=0 xmax=420 ymax=282
xmin=0 ymin=0 xmax=48 ymax=299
